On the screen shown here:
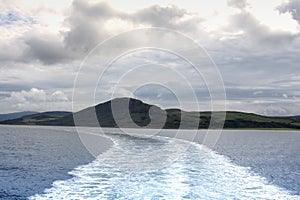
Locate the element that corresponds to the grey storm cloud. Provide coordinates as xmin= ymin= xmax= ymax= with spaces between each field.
xmin=278 ymin=0 xmax=300 ymax=24
xmin=24 ymin=33 xmax=73 ymax=64
xmin=1 ymin=0 xmax=298 ymax=65
xmin=0 ymin=0 xmax=199 ymax=65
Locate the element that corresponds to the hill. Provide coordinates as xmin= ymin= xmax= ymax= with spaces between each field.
xmin=1 ymin=98 xmax=299 ymax=130
xmin=0 ymin=111 xmax=71 ymax=125
xmin=0 ymin=111 xmax=38 ymax=122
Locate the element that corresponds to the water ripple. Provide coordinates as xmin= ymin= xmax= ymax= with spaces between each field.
xmin=30 ymin=133 xmax=300 ymax=200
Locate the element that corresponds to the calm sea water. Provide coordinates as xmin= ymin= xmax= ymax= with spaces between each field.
xmin=0 ymin=125 xmax=300 ymax=199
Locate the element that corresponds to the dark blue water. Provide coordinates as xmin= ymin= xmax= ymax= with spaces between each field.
xmin=209 ymin=130 xmax=300 ymax=195
xmin=0 ymin=125 xmax=94 ymax=199
xmin=0 ymin=125 xmax=300 ymax=199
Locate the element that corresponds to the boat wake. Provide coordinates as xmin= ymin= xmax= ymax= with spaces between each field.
xmin=29 ymin=132 xmax=300 ymax=200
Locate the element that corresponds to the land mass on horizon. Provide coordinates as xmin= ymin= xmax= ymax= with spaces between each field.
xmin=1 ymin=98 xmax=300 ymax=130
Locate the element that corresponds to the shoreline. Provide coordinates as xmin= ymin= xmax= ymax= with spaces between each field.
xmin=0 ymin=124 xmax=299 ymax=131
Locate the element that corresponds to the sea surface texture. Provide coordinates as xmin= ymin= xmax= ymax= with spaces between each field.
xmin=0 ymin=125 xmax=299 ymax=199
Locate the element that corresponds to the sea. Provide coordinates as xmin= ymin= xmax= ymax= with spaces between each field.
xmin=0 ymin=125 xmax=300 ymax=199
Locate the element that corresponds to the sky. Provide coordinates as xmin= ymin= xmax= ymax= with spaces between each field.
xmin=0 ymin=0 xmax=300 ymax=116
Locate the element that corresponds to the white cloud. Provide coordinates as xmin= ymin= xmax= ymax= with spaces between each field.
xmin=227 ymin=0 xmax=249 ymax=10
xmin=51 ymin=90 xmax=69 ymax=101
xmin=1 ymin=0 xmax=299 ymax=64
xmin=9 ymin=88 xmax=69 ymax=103
xmin=10 ymin=88 xmax=47 ymax=103
xmin=0 ymin=0 xmax=300 ymax=115
xmin=278 ymin=0 xmax=300 ymax=24
xmin=2 ymin=88 xmax=70 ymax=112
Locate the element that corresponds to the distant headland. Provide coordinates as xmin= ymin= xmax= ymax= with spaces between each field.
xmin=1 ymin=98 xmax=299 ymax=130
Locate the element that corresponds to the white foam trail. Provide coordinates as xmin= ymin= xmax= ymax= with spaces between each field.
xmin=29 ymin=133 xmax=300 ymax=200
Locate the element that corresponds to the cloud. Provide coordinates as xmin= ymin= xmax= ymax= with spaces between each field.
xmin=263 ymin=106 xmax=290 ymax=116
xmin=63 ymin=0 xmax=119 ymax=53
xmin=227 ymin=99 xmax=300 ymax=116
xmin=0 ymin=32 xmax=73 ymax=65
xmin=10 ymin=88 xmax=46 ymax=103
xmin=227 ymin=0 xmax=249 ymax=10
xmin=1 ymin=0 xmax=297 ymax=65
xmin=0 ymin=83 xmax=31 ymax=92
xmin=1 ymin=88 xmax=70 ymax=112
xmin=0 ymin=38 xmax=26 ymax=62
xmin=63 ymin=0 xmax=200 ymax=53
xmin=0 ymin=11 xmax=35 ymax=26
xmin=278 ymin=0 xmax=300 ymax=24
xmin=71 ymin=0 xmax=120 ymax=19
xmin=0 ymin=0 xmax=300 ymax=115
xmin=0 ymin=8 xmax=71 ymax=65
xmin=225 ymin=12 xmax=298 ymax=49
xmin=0 ymin=0 xmax=200 ymax=64
xmin=23 ymin=32 xmax=73 ymax=64
xmin=51 ymin=90 xmax=69 ymax=101
xmin=132 ymin=5 xmax=200 ymax=31
xmin=9 ymin=88 xmax=69 ymax=103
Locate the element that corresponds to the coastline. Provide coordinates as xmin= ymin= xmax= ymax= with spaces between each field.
xmin=1 ymin=124 xmax=299 ymax=131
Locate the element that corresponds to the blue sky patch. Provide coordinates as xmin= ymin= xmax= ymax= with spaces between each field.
xmin=0 ymin=12 xmax=35 ymax=26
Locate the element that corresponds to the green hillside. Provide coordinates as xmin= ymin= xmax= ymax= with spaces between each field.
xmin=0 ymin=111 xmax=71 ymax=125
xmin=1 ymin=98 xmax=299 ymax=130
